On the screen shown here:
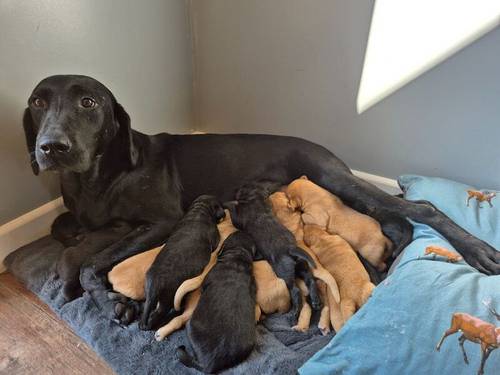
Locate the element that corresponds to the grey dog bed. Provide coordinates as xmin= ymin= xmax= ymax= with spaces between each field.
xmin=4 ymin=235 xmax=333 ymax=374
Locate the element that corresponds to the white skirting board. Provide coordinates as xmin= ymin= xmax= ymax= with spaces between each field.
xmin=0 ymin=170 xmax=400 ymax=273
xmin=0 ymin=197 xmax=66 ymax=273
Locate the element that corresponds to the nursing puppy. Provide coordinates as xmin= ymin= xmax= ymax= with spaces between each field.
xmin=287 ymin=176 xmax=392 ymax=271
xmin=177 ymin=231 xmax=257 ymax=374
xmin=226 ymin=182 xmax=323 ymax=319
xmin=140 ymin=195 xmax=225 ymax=330
xmin=304 ymin=224 xmax=375 ymax=331
xmin=156 ymin=260 xmax=289 ymax=341
xmin=173 ymin=211 xmax=237 ymax=310
xmin=108 ymin=246 xmax=162 ymax=301
xmin=268 ymin=191 xmax=341 ymax=302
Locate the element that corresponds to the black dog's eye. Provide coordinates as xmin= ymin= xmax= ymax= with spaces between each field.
xmin=32 ymin=97 xmax=46 ymax=109
xmin=81 ymin=97 xmax=96 ymax=108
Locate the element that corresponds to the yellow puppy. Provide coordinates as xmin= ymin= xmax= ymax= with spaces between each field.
xmin=286 ymin=177 xmax=392 ymax=271
xmin=268 ymin=191 xmax=341 ymax=303
xmin=108 ymin=246 xmax=163 ymax=300
xmin=303 ymin=224 xmax=375 ymax=331
xmin=253 ymin=260 xmax=291 ymax=315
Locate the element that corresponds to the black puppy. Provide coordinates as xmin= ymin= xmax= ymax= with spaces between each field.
xmin=177 ymin=231 xmax=257 ymax=374
xmin=140 ymin=195 xmax=225 ymax=330
xmin=226 ymin=181 xmax=321 ymax=319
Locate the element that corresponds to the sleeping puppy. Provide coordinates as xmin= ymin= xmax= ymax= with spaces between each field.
xmin=140 ymin=195 xmax=225 ymax=330
xmin=173 ymin=210 xmax=237 ymax=310
xmin=303 ymin=224 xmax=375 ymax=331
xmin=286 ymin=176 xmax=392 ymax=271
xmin=268 ymin=191 xmax=341 ymax=303
xmin=176 ymin=231 xmax=257 ymax=374
xmin=108 ymin=246 xmax=162 ymax=301
xmin=226 ymin=182 xmax=323 ymax=319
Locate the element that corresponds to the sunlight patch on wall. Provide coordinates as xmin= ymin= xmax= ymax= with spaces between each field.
xmin=357 ymin=0 xmax=500 ymax=114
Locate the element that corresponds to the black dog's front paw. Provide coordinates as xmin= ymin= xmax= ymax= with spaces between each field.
xmin=462 ymin=241 xmax=500 ymax=275
xmin=61 ymin=280 xmax=84 ymax=302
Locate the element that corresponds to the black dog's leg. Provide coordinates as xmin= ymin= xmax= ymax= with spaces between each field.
xmin=295 ymin=260 xmax=321 ymax=310
xmin=56 ymin=222 xmax=134 ymax=301
xmin=80 ymin=220 xmax=177 ymax=317
xmin=312 ymin=168 xmax=500 ymax=275
xmin=51 ymin=212 xmax=86 ymax=247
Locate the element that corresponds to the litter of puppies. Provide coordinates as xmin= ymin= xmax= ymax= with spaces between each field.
xmin=107 ymin=177 xmax=394 ymax=373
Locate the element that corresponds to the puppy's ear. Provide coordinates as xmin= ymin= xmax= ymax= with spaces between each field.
xmin=214 ymin=203 xmax=226 ymax=222
xmin=300 ymin=175 xmax=309 ymax=180
xmin=23 ymin=108 xmax=39 ymax=175
xmin=287 ymin=197 xmax=299 ymax=210
xmin=114 ymin=103 xmax=138 ymax=168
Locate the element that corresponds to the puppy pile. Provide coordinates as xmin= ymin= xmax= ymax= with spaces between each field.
xmin=107 ymin=177 xmax=391 ymax=373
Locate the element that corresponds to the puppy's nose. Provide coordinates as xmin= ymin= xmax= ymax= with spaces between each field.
xmin=39 ymin=137 xmax=72 ymax=154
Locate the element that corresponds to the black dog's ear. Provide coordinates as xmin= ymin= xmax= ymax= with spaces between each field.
xmin=23 ymin=108 xmax=39 ymax=175
xmin=114 ymin=103 xmax=139 ymax=168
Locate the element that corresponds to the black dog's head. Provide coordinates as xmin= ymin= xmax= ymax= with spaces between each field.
xmin=191 ymin=195 xmax=226 ymax=223
xmin=23 ymin=75 xmax=137 ymax=175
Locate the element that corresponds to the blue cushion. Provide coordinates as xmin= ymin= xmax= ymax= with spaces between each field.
xmin=299 ymin=175 xmax=500 ymax=375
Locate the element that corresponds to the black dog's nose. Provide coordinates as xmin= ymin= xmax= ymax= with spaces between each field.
xmin=39 ymin=138 xmax=72 ymax=154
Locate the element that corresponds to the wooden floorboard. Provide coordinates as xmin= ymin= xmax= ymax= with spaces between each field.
xmin=0 ymin=272 xmax=115 ymax=375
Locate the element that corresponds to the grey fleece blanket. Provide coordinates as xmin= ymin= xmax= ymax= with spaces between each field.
xmin=4 ymin=235 xmax=333 ymax=375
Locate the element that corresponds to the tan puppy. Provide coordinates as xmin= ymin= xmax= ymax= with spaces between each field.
xmin=303 ymin=224 xmax=375 ymax=331
xmin=108 ymin=246 xmax=163 ymax=300
xmin=253 ymin=260 xmax=291 ymax=315
xmin=286 ymin=176 xmax=392 ymax=271
xmin=268 ymin=191 xmax=341 ymax=303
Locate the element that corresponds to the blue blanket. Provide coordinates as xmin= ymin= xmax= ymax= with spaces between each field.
xmin=300 ymin=175 xmax=500 ymax=375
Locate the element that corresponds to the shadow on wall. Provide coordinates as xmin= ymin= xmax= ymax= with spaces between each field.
xmin=0 ymin=93 xmax=60 ymax=225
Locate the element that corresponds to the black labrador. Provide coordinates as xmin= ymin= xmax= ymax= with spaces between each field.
xmin=22 ymin=75 xmax=500 ymax=317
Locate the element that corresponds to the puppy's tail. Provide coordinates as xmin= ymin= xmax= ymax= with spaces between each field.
xmin=290 ymin=246 xmax=316 ymax=269
xmin=176 ymin=346 xmax=205 ymax=372
xmin=174 ymin=275 xmax=203 ymax=311
xmin=311 ymin=267 xmax=340 ymax=304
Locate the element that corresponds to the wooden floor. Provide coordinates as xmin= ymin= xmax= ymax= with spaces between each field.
xmin=0 ymin=273 xmax=114 ymax=375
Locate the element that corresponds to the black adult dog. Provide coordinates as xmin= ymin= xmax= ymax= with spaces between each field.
xmin=177 ymin=231 xmax=257 ymax=374
xmin=22 ymin=75 xmax=500 ymax=316
xmin=141 ymin=195 xmax=224 ymax=330
xmin=226 ymin=181 xmax=321 ymax=318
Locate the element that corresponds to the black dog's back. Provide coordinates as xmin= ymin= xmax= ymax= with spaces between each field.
xmin=177 ymin=231 xmax=256 ymax=374
xmin=140 ymin=195 xmax=225 ymax=330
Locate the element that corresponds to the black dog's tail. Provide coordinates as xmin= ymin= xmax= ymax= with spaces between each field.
xmin=176 ymin=346 xmax=205 ymax=372
xmin=290 ymin=246 xmax=316 ymax=268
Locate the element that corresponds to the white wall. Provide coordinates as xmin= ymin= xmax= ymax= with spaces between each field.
xmin=192 ymin=0 xmax=500 ymax=190
xmin=0 ymin=0 xmax=194 ymax=225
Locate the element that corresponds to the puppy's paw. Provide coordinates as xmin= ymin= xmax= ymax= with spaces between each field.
xmin=292 ymin=324 xmax=308 ymax=333
xmin=318 ymin=323 xmax=331 ymax=336
xmin=109 ymin=292 xmax=142 ymax=326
